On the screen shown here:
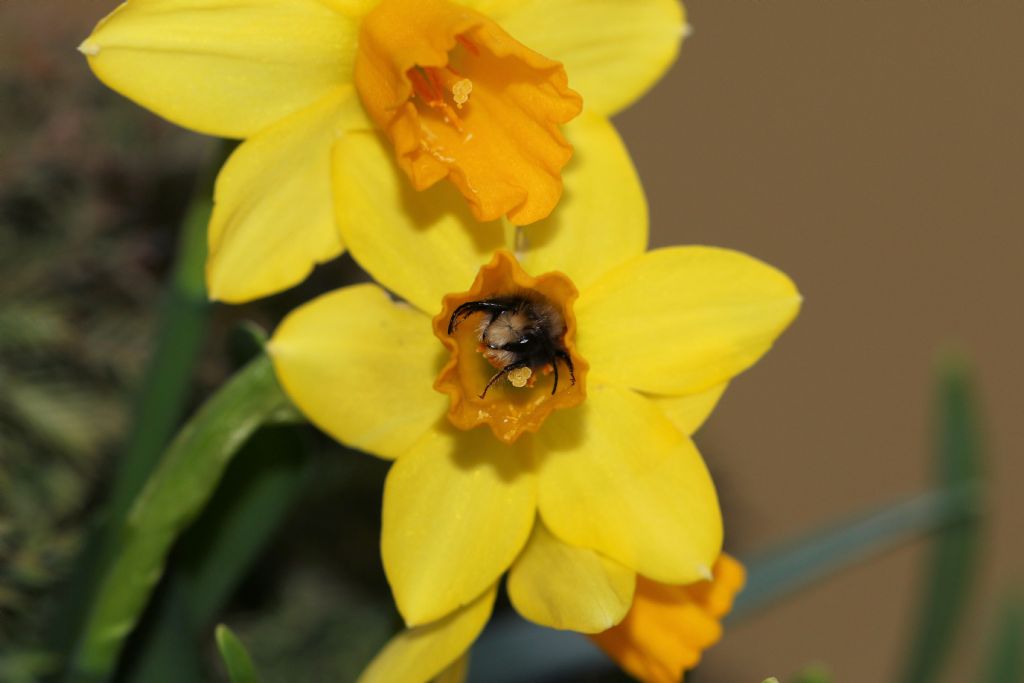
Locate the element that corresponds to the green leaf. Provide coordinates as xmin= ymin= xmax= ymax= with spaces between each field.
xmin=121 ymin=425 xmax=312 ymax=683
xmin=981 ymin=593 xmax=1024 ymax=683
xmin=732 ymin=484 xmax=978 ymax=618
xmin=51 ymin=141 xmax=232 ymax=659
xmin=897 ymin=356 xmax=983 ymax=683
xmin=65 ymin=354 xmax=292 ymax=682
xmin=216 ymin=625 xmax=263 ymax=683
xmin=790 ymin=665 xmax=832 ymax=683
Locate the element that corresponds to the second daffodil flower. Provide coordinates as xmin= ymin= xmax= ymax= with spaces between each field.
xmin=80 ymin=0 xmax=687 ymax=302
xmin=266 ymin=115 xmax=801 ymax=681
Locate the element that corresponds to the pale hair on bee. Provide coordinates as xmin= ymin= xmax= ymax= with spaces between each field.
xmin=448 ymin=293 xmax=574 ymax=398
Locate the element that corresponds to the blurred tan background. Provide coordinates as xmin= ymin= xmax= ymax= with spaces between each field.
xmin=2 ymin=1 xmax=1021 ymax=682
xmin=615 ymin=1 xmax=1023 ymax=680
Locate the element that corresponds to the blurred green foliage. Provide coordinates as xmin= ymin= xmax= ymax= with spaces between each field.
xmin=67 ymin=355 xmax=292 ymax=679
xmin=982 ymin=591 xmax=1024 ymax=683
xmin=0 ymin=35 xmax=208 ymax=677
xmin=789 ymin=666 xmax=831 ymax=683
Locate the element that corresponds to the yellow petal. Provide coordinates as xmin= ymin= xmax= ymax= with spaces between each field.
xmin=647 ymin=383 xmax=727 ymax=436
xmin=519 ymin=113 xmax=647 ymax=292
xmin=80 ymin=0 xmax=358 ymax=139
xmin=577 ymin=247 xmax=801 ymax=395
xmin=537 ymin=385 xmax=721 ymax=584
xmin=475 ymin=0 xmax=686 ymax=116
xmin=207 ymin=89 xmax=367 ymax=303
xmin=358 ymin=585 xmax=496 ymax=683
xmin=507 ymin=520 xmax=635 ymax=633
xmin=433 ymin=654 xmax=469 ymax=683
xmin=382 ymin=425 xmax=536 ymax=625
xmin=333 ymin=131 xmax=507 ymax=313
xmin=267 ymin=284 xmax=444 ymax=460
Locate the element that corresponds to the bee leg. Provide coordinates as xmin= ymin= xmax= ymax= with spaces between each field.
xmin=554 ymin=349 xmax=576 ymax=386
xmin=550 ymin=353 xmax=560 ymax=395
xmin=448 ymin=301 xmax=516 ymax=334
xmin=480 ymin=360 xmax=529 ymax=399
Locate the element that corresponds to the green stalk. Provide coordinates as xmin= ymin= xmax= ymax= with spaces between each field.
xmin=65 ymin=354 xmax=291 ymax=682
xmin=897 ymin=356 xmax=983 ymax=683
xmin=104 ymin=138 xmax=234 ymax=531
xmin=121 ymin=425 xmax=312 ymax=683
xmin=104 ymin=194 xmax=212 ymax=522
xmin=981 ymin=592 xmax=1024 ymax=683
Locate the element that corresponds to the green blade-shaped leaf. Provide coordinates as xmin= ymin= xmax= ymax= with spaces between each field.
xmin=732 ymin=484 xmax=978 ymax=619
xmin=216 ymin=625 xmax=263 ymax=683
xmin=51 ymin=142 xmax=232 ymax=659
xmin=790 ymin=665 xmax=832 ymax=683
xmin=981 ymin=593 xmax=1024 ymax=683
xmin=897 ymin=356 xmax=983 ymax=683
xmin=65 ymin=354 xmax=291 ymax=682
xmin=121 ymin=425 xmax=312 ymax=683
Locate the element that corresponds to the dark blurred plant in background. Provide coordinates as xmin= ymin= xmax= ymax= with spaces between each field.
xmin=0 ymin=32 xmax=207 ymax=677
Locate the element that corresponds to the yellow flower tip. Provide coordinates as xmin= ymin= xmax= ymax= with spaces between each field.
xmin=589 ymin=554 xmax=745 ymax=683
xmin=432 ymin=250 xmax=588 ymax=444
xmin=78 ymin=40 xmax=101 ymax=57
xmin=355 ymin=0 xmax=583 ymax=225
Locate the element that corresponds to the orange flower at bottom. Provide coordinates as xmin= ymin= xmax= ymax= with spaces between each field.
xmin=590 ymin=554 xmax=746 ymax=683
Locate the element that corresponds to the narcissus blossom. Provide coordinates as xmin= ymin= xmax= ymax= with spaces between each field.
xmin=80 ymin=0 xmax=687 ymax=302
xmin=266 ymin=115 xmax=800 ymax=681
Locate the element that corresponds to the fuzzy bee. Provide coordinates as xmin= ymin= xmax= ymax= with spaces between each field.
xmin=448 ymin=294 xmax=576 ymax=399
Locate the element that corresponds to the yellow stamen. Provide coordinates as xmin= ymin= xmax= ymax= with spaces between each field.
xmin=452 ymin=78 xmax=473 ymax=109
xmin=507 ymin=366 xmax=532 ymax=388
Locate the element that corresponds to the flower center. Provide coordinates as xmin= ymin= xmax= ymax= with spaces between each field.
xmin=432 ymin=251 xmax=588 ymax=444
xmin=355 ymin=0 xmax=583 ymax=225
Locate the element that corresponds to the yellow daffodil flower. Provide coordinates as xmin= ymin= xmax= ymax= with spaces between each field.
xmin=80 ymin=0 xmax=686 ymax=302
xmin=265 ymin=114 xmax=800 ymax=681
xmin=591 ymin=554 xmax=746 ymax=683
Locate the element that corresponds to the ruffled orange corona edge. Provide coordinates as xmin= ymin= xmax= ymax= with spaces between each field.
xmin=590 ymin=554 xmax=746 ymax=683
xmin=432 ymin=250 xmax=588 ymax=443
xmin=356 ymin=0 xmax=582 ymax=225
